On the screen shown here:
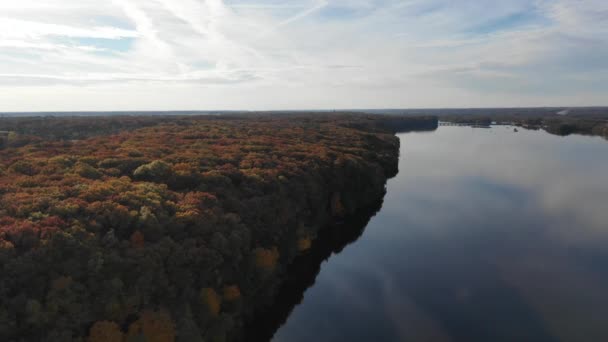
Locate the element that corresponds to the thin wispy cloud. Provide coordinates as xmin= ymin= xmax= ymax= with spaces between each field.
xmin=0 ymin=0 xmax=606 ymax=110
xmin=275 ymin=0 xmax=328 ymax=28
xmin=254 ymin=0 xmax=328 ymax=39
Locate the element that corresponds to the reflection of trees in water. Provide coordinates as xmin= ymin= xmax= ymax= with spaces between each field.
xmin=242 ymin=199 xmax=385 ymax=342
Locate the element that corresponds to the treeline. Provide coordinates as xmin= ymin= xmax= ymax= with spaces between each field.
xmin=439 ymin=112 xmax=608 ymax=139
xmin=542 ymin=117 xmax=608 ymax=137
xmin=363 ymin=106 xmax=608 ymax=119
xmin=0 ymin=116 xmax=195 ymax=141
xmin=0 ymin=114 xmax=419 ymax=341
xmin=0 ymin=113 xmax=438 ymax=142
xmin=338 ymin=115 xmax=438 ymax=134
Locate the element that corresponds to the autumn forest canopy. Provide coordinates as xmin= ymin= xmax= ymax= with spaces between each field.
xmin=0 ymin=113 xmax=437 ymax=341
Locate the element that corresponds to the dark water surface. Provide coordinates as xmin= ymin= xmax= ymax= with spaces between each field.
xmin=270 ymin=126 xmax=608 ymax=342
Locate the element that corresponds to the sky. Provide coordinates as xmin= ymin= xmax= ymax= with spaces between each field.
xmin=0 ymin=0 xmax=607 ymax=111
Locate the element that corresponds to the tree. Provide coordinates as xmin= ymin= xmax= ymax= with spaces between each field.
xmin=297 ymin=237 xmax=312 ymax=252
xmin=222 ymin=285 xmax=241 ymax=302
xmin=126 ymin=310 xmax=175 ymax=342
xmin=254 ymin=247 xmax=279 ymax=271
xmin=74 ymin=162 xmax=102 ymax=180
xmin=88 ymin=321 xmax=124 ymax=342
xmin=130 ymin=231 xmax=145 ymax=249
xmin=200 ymin=288 xmax=221 ymax=317
xmin=9 ymin=160 xmax=37 ymax=176
xmin=133 ymin=160 xmax=173 ymax=183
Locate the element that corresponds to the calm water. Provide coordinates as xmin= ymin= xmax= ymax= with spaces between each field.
xmin=271 ymin=126 xmax=608 ymax=342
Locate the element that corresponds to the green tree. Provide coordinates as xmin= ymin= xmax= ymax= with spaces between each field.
xmin=133 ymin=160 xmax=173 ymax=182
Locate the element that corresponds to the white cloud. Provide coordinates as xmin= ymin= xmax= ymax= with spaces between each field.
xmin=0 ymin=0 xmax=606 ymax=110
xmin=0 ymin=18 xmax=138 ymax=39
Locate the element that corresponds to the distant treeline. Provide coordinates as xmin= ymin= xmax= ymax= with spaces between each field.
xmin=0 ymin=113 xmax=433 ymax=341
xmin=435 ymin=109 xmax=608 ymax=139
xmin=0 ymin=113 xmax=437 ymax=142
xmin=359 ymin=107 xmax=608 ymax=119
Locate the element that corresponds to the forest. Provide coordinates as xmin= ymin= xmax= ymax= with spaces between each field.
xmin=0 ymin=113 xmax=436 ymax=341
xmin=430 ymin=107 xmax=608 ymax=139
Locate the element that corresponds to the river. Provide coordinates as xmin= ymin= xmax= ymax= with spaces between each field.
xmin=270 ymin=125 xmax=608 ymax=342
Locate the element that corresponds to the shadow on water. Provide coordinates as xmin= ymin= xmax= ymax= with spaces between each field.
xmin=242 ymin=199 xmax=385 ymax=342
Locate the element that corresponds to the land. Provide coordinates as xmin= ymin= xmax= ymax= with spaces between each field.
xmin=3 ymin=107 xmax=604 ymax=139
xmin=385 ymin=107 xmax=608 ymax=139
xmin=0 ymin=113 xmax=437 ymax=341
xmin=5 ymin=107 xmax=602 ymax=341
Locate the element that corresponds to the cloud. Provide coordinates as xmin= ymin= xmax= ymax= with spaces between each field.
xmin=0 ymin=0 xmax=607 ymax=110
xmin=0 ymin=18 xmax=138 ymax=39
xmin=274 ymin=0 xmax=328 ymax=27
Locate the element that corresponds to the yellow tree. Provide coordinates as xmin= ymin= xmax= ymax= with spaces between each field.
xmin=88 ymin=321 xmax=123 ymax=342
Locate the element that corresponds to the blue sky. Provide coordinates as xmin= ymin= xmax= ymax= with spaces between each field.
xmin=0 ymin=0 xmax=606 ymax=110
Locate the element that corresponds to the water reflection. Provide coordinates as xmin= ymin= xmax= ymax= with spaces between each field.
xmin=244 ymin=200 xmax=385 ymax=342
xmin=271 ymin=126 xmax=608 ymax=342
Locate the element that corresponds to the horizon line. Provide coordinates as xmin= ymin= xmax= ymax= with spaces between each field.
xmin=2 ymin=106 xmax=608 ymax=115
